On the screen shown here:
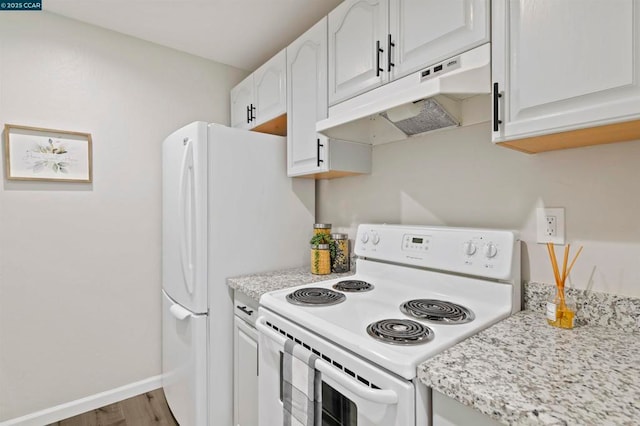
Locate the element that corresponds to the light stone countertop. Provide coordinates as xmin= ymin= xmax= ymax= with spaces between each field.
xmin=227 ymin=266 xmax=355 ymax=303
xmin=418 ymin=310 xmax=640 ymax=425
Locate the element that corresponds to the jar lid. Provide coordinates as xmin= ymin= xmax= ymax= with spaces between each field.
xmin=314 ymin=223 xmax=332 ymax=229
xmin=311 ymin=243 xmax=330 ymax=249
xmin=331 ymin=233 xmax=348 ymax=239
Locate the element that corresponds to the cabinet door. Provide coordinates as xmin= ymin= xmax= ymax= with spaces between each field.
xmin=492 ymin=0 xmax=640 ymax=143
xmin=328 ymin=0 xmax=389 ymax=106
xmin=389 ymin=0 xmax=488 ymax=80
xmin=230 ymin=74 xmax=254 ymax=130
xmin=253 ymin=49 xmax=287 ymax=127
xmin=233 ymin=317 xmax=259 ymax=426
xmin=287 ymin=18 xmax=329 ymax=176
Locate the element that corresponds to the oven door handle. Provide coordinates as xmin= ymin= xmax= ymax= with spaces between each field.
xmin=314 ymin=358 xmax=398 ymax=405
xmin=256 ymin=317 xmax=399 ymax=406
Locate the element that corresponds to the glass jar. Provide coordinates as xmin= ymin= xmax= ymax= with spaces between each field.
xmin=310 ymin=243 xmax=331 ymax=275
xmin=546 ymin=287 xmax=576 ymax=329
xmin=313 ymin=223 xmax=332 ymax=236
xmin=331 ymin=233 xmax=350 ymax=273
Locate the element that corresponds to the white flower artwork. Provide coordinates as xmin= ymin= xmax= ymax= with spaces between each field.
xmin=4 ymin=125 xmax=92 ymax=182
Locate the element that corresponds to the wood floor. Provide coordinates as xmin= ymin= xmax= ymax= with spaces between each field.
xmin=48 ymin=389 xmax=178 ymax=426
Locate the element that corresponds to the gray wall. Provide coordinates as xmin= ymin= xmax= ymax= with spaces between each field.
xmin=0 ymin=12 xmax=246 ymax=420
xmin=318 ymin=121 xmax=640 ymax=298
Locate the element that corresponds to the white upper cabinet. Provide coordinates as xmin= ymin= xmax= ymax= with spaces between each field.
xmin=230 ymin=74 xmax=254 ymax=130
xmin=287 ymin=18 xmax=329 ymax=176
xmin=389 ymin=0 xmax=489 ymax=80
xmin=328 ymin=0 xmax=389 ymax=105
xmin=230 ymin=50 xmax=287 ymax=132
xmin=492 ymin=0 xmax=640 ymax=152
xmin=253 ymin=50 xmax=287 ymax=127
xmin=288 ymin=17 xmax=372 ymax=178
xmin=328 ymin=0 xmax=489 ymax=106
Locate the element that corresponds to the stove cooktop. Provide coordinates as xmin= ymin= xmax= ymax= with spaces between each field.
xmin=286 ymin=287 xmax=346 ymax=306
xmin=366 ymin=318 xmax=435 ymax=345
xmin=400 ymin=299 xmax=475 ymax=324
xmin=261 ymin=264 xmax=513 ymax=379
xmin=332 ymin=279 xmax=374 ymax=292
xmin=260 ymin=224 xmax=520 ymax=380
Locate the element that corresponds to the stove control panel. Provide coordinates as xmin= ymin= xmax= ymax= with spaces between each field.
xmin=463 ymin=239 xmax=500 ymax=259
xmin=354 ymin=224 xmax=519 ymax=281
xmin=403 ymin=234 xmax=431 ymax=252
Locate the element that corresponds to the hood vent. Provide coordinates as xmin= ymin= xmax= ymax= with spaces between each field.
xmin=380 ymin=98 xmax=459 ymax=136
xmin=316 ymin=43 xmax=491 ymax=145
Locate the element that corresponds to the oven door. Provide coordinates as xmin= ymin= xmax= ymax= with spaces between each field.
xmin=257 ymin=315 xmax=415 ymax=426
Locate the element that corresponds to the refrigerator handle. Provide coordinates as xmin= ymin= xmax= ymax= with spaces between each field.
xmin=169 ymin=302 xmax=193 ymax=320
xmin=178 ymin=139 xmax=195 ymax=295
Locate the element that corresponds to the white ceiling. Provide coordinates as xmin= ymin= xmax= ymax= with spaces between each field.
xmin=44 ymin=0 xmax=342 ymax=71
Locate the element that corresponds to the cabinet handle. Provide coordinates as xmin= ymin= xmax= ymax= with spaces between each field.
xmin=246 ymin=105 xmax=251 ymax=124
xmin=237 ymin=305 xmax=254 ymax=316
xmin=387 ymin=34 xmax=395 ymax=72
xmin=316 ymin=138 xmax=324 ymax=167
xmin=250 ymin=104 xmax=256 ymax=122
xmin=493 ymin=82 xmax=503 ymax=132
xmin=376 ymin=40 xmax=384 ymax=77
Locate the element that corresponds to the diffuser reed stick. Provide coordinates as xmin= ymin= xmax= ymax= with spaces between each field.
xmin=545 ymin=243 xmax=582 ymax=329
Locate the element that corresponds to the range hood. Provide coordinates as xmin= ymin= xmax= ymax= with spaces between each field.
xmin=316 ymin=43 xmax=491 ymax=145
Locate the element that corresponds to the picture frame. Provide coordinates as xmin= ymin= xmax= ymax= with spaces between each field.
xmin=4 ymin=124 xmax=93 ymax=183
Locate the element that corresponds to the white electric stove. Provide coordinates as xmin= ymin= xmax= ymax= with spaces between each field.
xmin=257 ymin=224 xmax=520 ymax=426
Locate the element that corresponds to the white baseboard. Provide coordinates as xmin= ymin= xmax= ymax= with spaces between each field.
xmin=0 ymin=375 xmax=163 ymax=426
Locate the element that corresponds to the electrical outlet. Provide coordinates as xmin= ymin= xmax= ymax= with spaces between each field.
xmin=545 ymin=215 xmax=557 ymax=237
xmin=536 ymin=207 xmax=565 ymax=244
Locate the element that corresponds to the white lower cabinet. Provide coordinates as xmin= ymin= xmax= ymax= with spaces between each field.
xmin=433 ymin=390 xmax=501 ymax=426
xmin=233 ymin=292 xmax=259 ymax=426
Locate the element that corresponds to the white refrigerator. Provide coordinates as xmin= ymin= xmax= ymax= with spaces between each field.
xmin=161 ymin=122 xmax=314 ymax=425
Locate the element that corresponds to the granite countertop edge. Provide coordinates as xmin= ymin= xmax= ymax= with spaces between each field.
xmin=227 ymin=266 xmax=355 ymax=303
xmin=418 ymin=310 xmax=640 ymax=425
xmin=228 ymin=269 xmax=640 ymax=424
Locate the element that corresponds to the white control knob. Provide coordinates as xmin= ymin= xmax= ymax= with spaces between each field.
xmin=484 ymin=243 xmax=498 ymax=259
xmin=372 ymin=233 xmax=380 ymax=245
xmin=360 ymin=232 xmax=369 ymax=243
xmin=463 ymin=241 xmax=477 ymax=256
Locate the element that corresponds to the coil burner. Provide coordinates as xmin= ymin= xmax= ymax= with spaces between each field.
xmin=366 ymin=319 xmax=434 ymax=345
xmin=400 ymin=299 xmax=475 ymax=324
xmin=286 ymin=288 xmax=346 ymax=306
xmin=332 ymin=280 xmax=374 ymax=292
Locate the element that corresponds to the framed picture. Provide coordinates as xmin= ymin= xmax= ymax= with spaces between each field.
xmin=4 ymin=124 xmax=93 ymax=183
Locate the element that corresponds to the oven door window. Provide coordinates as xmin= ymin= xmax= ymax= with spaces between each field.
xmin=322 ymin=382 xmax=357 ymax=425
xmin=279 ymin=353 xmax=358 ymax=425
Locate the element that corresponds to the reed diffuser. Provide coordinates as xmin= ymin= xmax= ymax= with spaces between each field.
xmin=545 ymin=243 xmax=583 ymax=329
